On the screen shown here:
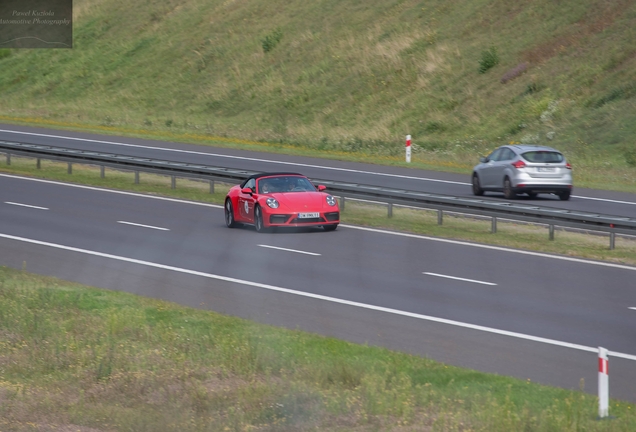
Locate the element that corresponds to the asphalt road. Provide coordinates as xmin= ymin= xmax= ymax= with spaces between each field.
xmin=1 ymin=124 xmax=636 ymax=218
xmin=1 ymin=173 xmax=635 ymax=402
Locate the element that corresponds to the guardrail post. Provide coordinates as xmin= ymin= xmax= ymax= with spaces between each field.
xmin=36 ymin=158 xmax=41 ymax=169
xmin=6 ymin=153 xmax=10 ymax=165
xmin=67 ymin=163 xmax=72 ymax=174
xmin=388 ymin=203 xmax=393 ymax=218
xmin=609 ymin=232 xmax=615 ymax=250
xmin=491 ymin=217 xmax=497 ymax=233
xmin=171 ymin=176 xmax=176 ymax=189
xmin=598 ymin=347 xmax=609 ymax=419
xmin=135 ymin=171 xmax=140 ymax=184
xmin=437 ymin=209 xmax=443 ymax=225
xmin=209 ymin=180 xmax=215 ymax=194
xmin=340 ymin=196 xmax=345 ymax=211
xmin=100 ymin=166 xmax=105 ymax=178
xmin=549 ymin=224 xmax=555 ymax=240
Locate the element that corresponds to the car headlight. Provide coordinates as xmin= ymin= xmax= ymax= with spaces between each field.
xmin=266 ymin=197 xmax=279 ymax=209
xmin=326 ymin=195 xmax=337 ymax=206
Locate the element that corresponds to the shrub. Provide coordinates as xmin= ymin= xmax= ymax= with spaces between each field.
xmin=524 ymin=82 xmax=539 ymax=95
xmin=624 ymin=146 xmax=636 ymax=167
xmin=262 ymin=28 xmax=283 ymax=53
xmin=478 ymin=45 xmax=499 ymax=74
xmin=0 ymin=49 xmax=11 ymax=60
xmin=500 ymin=62 xmax=529 ymax=84
xmin=424 ymin=121 xmax=446 ymax=133
xmin=593 ymin=82 xmax=636 ymax=108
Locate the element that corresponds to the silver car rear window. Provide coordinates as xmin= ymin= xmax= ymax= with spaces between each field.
xmin=521 ymin=151 xmax=564 ymax=163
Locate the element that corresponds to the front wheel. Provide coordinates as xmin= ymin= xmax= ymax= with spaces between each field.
xmin=503 ymin=178 xmax=516 ymax=200
xmin=323 ymin=224 xmax=338 ymax=232
xmin=254 ymin=205 xmax=269 ymax=233
xmin=225 ymin=199 xmax=238 ymax=228
xmin=472 ymin=174 xmax=484 ymax=196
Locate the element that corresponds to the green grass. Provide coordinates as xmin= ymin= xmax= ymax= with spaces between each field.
xmin=1 ymin=0 xmax=636 ymax=192
xmin=1 ymin=267 xmax=635 ymax=431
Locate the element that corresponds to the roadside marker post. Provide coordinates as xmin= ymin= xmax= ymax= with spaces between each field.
xmin=406 ymin=135 xmax=412 ymax=163
xmin=598 ymin=347 xmax=609 ymax=419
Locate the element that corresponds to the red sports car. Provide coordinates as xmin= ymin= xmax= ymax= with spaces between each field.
xmin=224 ymin=172 xmax=340 ymax=232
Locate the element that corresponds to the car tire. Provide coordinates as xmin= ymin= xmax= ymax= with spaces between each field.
xmin=472 ymin=174 xmax=484 ymax=196
xmin=527 ymin=192 xmax=538 ymax=199
xmin=225 ymin=199 xmax=238 ymax=228
xmin=323 ymin=224 xmax=338 ymax=232
xmin=254 ymin=205 xmax=269 ymax=233
xmin=558 ymin=191 xmax=571 ymax=201
xmin=503 ymin=178 xmax=516 ymax=200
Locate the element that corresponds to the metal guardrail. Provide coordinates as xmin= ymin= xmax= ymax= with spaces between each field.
xmin=2 ymin=140 xmax=636 ymax=247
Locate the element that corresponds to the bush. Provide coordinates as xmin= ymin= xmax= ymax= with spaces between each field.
xmin=424 ymin=121 xmax=446 ymax=133
xmin=262 ymin=28 xmax=283 ymax=53
xmin=593 ymin=82 xmax=636 ymax=108
xmin=624 ymin=146 xmax=636 ymax=167
xmin=0 ymin=49 xmax=11 ymax=60
xmin=479 ymin=45 xmax=499 ymax=74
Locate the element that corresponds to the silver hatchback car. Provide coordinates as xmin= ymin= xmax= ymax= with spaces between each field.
xmin=472 ymin=145 xmax=573 ymax=200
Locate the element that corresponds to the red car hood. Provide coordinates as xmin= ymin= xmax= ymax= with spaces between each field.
xmin=268 ymin=192 xmax=328 ymax=212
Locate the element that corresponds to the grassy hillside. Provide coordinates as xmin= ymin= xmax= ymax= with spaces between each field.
xmin=1 ymin=0 xmax=635 ymax=189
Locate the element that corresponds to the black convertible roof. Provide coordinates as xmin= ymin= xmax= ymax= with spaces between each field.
xmin=246 ymin=172 xmax=305 ymax=181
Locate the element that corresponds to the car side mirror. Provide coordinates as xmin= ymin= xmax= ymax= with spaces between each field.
xmin=479 ymin=156 xmax=488 ymax=163
xmin=241 ymin=187 xmax=253 ymax=195
xmin=317 ymin=185 xmax=327 ymax=191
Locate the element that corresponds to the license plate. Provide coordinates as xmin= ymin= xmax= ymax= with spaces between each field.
xmin=299 ymin=212 xmax=319 ymax=218
xmin=537 ymin=167 xmax=556 ymax=172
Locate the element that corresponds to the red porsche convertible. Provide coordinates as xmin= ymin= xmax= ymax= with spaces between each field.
xmin=224 ymin=172 xmax=340 ymax=232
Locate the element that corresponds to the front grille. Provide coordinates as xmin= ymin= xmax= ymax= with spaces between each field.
xmin=269 ymin=215 xmax=290 ymax=224
xmin=325 ymin=212 xmax=340 ymax=222
xmin=290 ymin=217 xmax=324 ymax=224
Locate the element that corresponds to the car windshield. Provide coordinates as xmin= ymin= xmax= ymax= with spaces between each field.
xmin=258 ymin=176 xmax=316 ymax=193
xmin=521 ymin=151 xmax=564 ymax=163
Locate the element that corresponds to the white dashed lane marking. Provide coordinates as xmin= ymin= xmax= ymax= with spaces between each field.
xmin=423 ymin=272 xmax=497 ymax=286
xmin=258 ymin=244 xmax=321 ymax=256
xmin=5 ymin=201 xmax=49 ymax=210
xmin=117 ymin=221 xmax=170 ymax=231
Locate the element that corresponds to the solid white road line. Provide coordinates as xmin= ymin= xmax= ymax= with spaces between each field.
xmin=5 ymin=201 xmax=49 ymax=210
xmin=629 ymin=307 xmax=636 ymax=311
xmin=258 ymin=244 xmax=321 ymax=256
xmin=3 ymin=128 xmax=636 ymax=205
xmin=0 ymin=129 xmax=467 ymax=186
xmin=343 ymin=225 xmax=636 ymax=272
xmin=3 ymin=174 xmax=636 ymax=271
xmin=1 ymin=232 xmax=635 ymax=361
xmin=423 ymin=272 xmax=496 ymax=286
xmin=117 ymin=221 xmax=169 ymax=231
xmin=0 ymin=174 xmax=222 ymax=207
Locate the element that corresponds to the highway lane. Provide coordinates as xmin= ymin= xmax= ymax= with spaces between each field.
xmin=1 ymin=124 xmax=636 ymax=218
xmin=1 ymin=174 xmax=636 ymax=401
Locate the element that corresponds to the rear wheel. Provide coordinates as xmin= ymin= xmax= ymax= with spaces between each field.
xmin=225 ymin=199 xmax=238 ymax=228
xmin=323 ymin=224 xmax=338 ymax=232
xmin=558 ymin=191 xmax=571 ymax=201
xmin=503 ymin=177 xmax=516 ymax=200
xmin=472 ymin=174 xmax=484 ymax=196
xmin=527 ymin=192 xmax=538 ymax=199
xmin=254 ymin=205 xmax=269 ymax=233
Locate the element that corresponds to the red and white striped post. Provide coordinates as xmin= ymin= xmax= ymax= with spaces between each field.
xmin=598 ymin=347 xmax=609 ymax=418
xmin=405 ymin=135 xmax=412 ymax=163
